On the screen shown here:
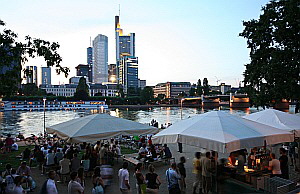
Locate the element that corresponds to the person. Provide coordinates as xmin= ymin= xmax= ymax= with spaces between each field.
xmin=17 ymin=161 xmax=33 ymax=190
xmin=11 ymin=142 xmax=19 ymax=151
xmin=76 ymin=167 xmax=85 ymax=188
xmin=166 ymin=162 xmax=181 ymax=194
xmin=45 ymin=170 xmax=58 ymax=194
xmin=43 ymin=149 xmax=55 ymax=174
xmin=145 ymin=164 xmax=161 ymax=194
xmin=237 ymin=151 xmax=245 ymax=173
xmin=92 ymin=166 xmax=104 ymax=194
xmin=177 ymin=156 xmax=186 ymax=192
xmin=94 ymin=141 xmax=101 ymax=152
xmin=279 ymin=148 xmax=289 ymax=179
xmin=82 ymin=154 xmax=90 ymax=176
xmin=211 ymin=151 xmax=218 ymax=193
xmin=119 ymin=162 xmax=130 ymax=193
xmin=71 ymin=153 xmax=81 ymax=172
xmin=5 ymin=168 xmax=18 ymax=193
xmin=54 ymin=148 xmax=64 ymax=164
xmin=228 ymin=152 xmax=236 ymax=166
xmin=163 ymin=144 xmax=172 ymax=159
xmin=138 ymin=144 xmax=147 ymax=159
xmin=268 ymin=153 xmax=282 ymax=177
xmin=99 ymin=144 xmax=108 ymax=165
xmin=11 ymin=176 xmax=26 ymax=194
xmin=68 ymin=171 xmax=84 ymax=194
xmin=202 ymin=152 xmax=212 ymax=194
xmin=5 ymin=134 xmax=14 ymax=153
xmin=148 ymin=136 xmax=152 ymax=147
xmin=59 ymin=154 xmax=70 ymax=181
xmin=134 ymin=163 xmax=145 ymax=194
xmin=289 ymin=142 xmax=297 ymax=166
xmin=22 ymin=147 xmax=31 ymax=160
xmin=192 ymin=152 xmax=202 ymax=194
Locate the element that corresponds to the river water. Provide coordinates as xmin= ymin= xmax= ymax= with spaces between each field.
xmin=0 ymin=106 xmax=296 ymax=137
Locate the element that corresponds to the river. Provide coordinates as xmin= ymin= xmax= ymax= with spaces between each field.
xmin=0 ymin=106 xmax=296 ymax=137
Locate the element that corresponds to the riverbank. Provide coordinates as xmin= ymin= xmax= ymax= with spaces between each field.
xmin=108 ymin=104 xmax=201 ymax=109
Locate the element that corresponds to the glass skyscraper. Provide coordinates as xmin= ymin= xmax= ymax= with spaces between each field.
xmin=93 ymin=34 xmax=108 ymax=84
xmin=41 ymin=67 xmax=51 ymax=85
xmin=87 ymin=47 xmax=93 ymax=82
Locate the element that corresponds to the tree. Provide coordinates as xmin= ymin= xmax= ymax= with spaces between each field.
xmin=0 ymin=20 xmax=69 ymax=97
xmin=22 ymin=83 xmax=38 ymax=96
xmin=140 ymin=86 xmax=154 ymax=104
xmin=196 ymin=79 xmax=203 ymax=96
xmin=203 ymin=78 xmax=209 ymax=95
xmin=74 ymin=77 xmax=89 ymax=100
xmin=189 ymin=84 xmax=197 ymax=96
xmin=240 ymin=0 xmax=300 ymax=107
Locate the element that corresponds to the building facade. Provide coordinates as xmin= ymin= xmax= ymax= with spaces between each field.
xmin=153 ymin=82 xmax=191 ymax=98
xmin=40 ymin=83 xmax=118 ymax=97
xmin=76 ymin=64 xmax=90 ymax=78
xmin=119 ymin=56 xmax=138 ymax=94
xmin=87 ymin=47 xmax=93 ymax=82
xmin=93 ymin=34 xmax=108 ymax=84
xmin=25 ymin=66 xmax=38 ymax=85
xmin=41 ymin=67 xmax=51 ymax=85
xmin=138 ymin=79 xmax=146 ymax=89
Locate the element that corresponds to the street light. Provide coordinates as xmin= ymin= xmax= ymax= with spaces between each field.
xmin=43 ymin=96 xmax=46 ymax=136
xmin=180 ymin=98 xmax=184 ymax=120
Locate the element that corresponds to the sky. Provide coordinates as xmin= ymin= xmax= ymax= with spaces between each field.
xmin=1 ymin=0 xmax=270 ymax=87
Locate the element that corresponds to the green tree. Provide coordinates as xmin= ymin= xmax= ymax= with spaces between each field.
xmin=140 ymin=86 xmax=154 ymax=104
xmin=240 ymin=0 xmax=300 ymax=107
xmin=196 ymin=79 xmax=203 ymax=96
xmin=22 ymin=83 xmax=38 ymax=96
xmin=203 ymin=78 xmax=209 ymax=95
xmin=0 ymin=20 xmax=69 ymax=97
xmin=74 ymin=77 xmax=89 ymax=100
xmin=189 ymin=86 xmax=196 ymax=96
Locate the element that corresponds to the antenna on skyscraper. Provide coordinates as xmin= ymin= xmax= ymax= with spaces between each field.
xmin=118 ymin=4 xmax=120 ymax=16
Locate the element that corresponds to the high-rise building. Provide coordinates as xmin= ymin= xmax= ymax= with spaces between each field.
xmin=41 ymin=67 xmax=51 ymax=85
xmin=115 ymin=15 xmax=137 ymax=94
xmin=87 ymin=47 xmax=93 ymax=82
xmin=25 ymin=66 xmax=38 ymax=85
xmin=93 ymin=34 xmax=108 ymax=84
xmin=138 ymin=79 xmax=146 ymax=89
xmin=108 ymin=64 xmax=117 ymax=83
xmin=76 ymin=64 xmax=90 ymax=78
xmin=119 ymin=56 xmax=138 ymax=94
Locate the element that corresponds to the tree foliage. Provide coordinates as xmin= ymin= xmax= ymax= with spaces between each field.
xmin=74 ymin=77 xmax=89 ymax=100
xmin=196 ymin=79 xmax=203 ymax=96
xmin=140 ymin=86 xmax=154 ymax=104
xmin=240 ymin=0 xmax=300 ymax=107
xmin=0 ymin=20 xmax=69 ymax=97
xmin=203 ymin=78 xmax=209 ymax=95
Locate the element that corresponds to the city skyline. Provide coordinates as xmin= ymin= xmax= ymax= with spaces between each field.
xmin=1 ymin=0 xmax=270 ymax=87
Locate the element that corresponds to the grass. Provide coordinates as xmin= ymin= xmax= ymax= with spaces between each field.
xmin=120 ymin=146 xmax=138 ymax=154
xmin=0 ymin=145 xmax=34 ymax=172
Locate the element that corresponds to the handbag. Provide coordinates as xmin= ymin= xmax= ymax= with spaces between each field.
xmin=92 ymin=185 xmax=104 ymax=194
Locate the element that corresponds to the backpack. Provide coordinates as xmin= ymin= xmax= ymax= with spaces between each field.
xmin=40 ymin=180 xmax=48 ymax=194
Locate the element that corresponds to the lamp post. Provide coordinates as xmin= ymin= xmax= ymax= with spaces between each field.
xmin=43 ymin=96 xmax=46 ymax=136
xmin=180 ymin=98 xmax=184 ymax=120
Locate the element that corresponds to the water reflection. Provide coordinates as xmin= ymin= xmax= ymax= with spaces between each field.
xmin=0 ymin=107 xmax=295 ymax=137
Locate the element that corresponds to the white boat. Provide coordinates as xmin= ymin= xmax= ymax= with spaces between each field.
xmin=1 ymin=101 xmax=108 ymax=111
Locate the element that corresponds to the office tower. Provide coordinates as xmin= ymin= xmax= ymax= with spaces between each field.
xmin=76 ymin=64 xmax=90 ymax=78
xmin=93 ymin=34 xmax=108 ymax=84
xmin=87 ymin=46 xmax=93 ymax=82
xmin=115 ymin=16 xmax=135 ymax=63
xmin=25 ymin=66 xmax=38 ymax=85
xmin=41 ymin=67 xmax=51 ymax=85
xmin=115 ymin=15 xmax=137 ymax=93
xmin=119 ymin=56 xmax=138 ymax=94
xmin=108 ymin=64 xmax=117 ymax=83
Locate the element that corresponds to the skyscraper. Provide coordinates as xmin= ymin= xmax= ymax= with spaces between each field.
xmin=25 ymin=66 xmax=38 ymax=85
xmin=108 ymin=64 xmax=117 ymax=83
xmin=119 ymin=56 xmax=138 ymax=94
xmin=87 ymin=46 xmax=93 ymax=82
xmin=41 ymin=67 xmax=51 ymax=85
xmin=93 ymin=34 xmax=108 ymax=84
xmin=115 ymin=15 xmax=137 ymax=94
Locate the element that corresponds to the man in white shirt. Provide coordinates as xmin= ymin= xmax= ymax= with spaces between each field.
xmin=46 ymin=170 xmax=58 ymax=194
xmin=118 ymin=162 xmax=130 ymax=193
xmin=268 ymin=153 xmax=282 ymax=177
xmin=68 ymin=171 xmax=84 ymax=194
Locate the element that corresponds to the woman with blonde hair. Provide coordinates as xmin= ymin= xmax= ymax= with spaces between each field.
xmin=145 ymin=164 xmax=161 ymax=194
